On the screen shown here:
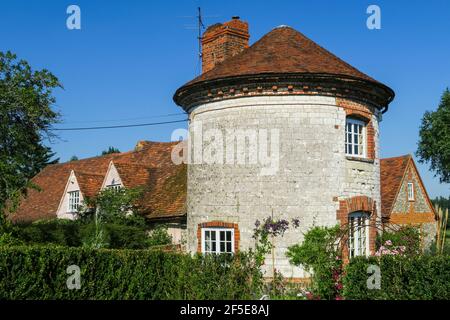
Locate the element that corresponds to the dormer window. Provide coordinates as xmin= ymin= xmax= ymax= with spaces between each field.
xmin=68 ymin=190 xmax=80 ymax=212
xmin=107 ymin=184 xmax=122 ymax=191
xmin=407 ymin=182 xmax=415 ymax=201
xmin=345 ymin=118 xmax=367 ymax=158
xmin=107 ymin=178 xmax=122 ymax=191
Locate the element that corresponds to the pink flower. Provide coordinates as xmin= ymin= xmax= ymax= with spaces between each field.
xmin=384 ymin=240 xmax=393 ymax=246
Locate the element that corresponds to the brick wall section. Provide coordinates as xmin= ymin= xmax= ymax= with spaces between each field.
xmin=202 ymin=18 xmax=249 ymax=73
xmin=336 ymin=196 xmax=377 ymax=263
xmin=336 ymin=97 xmax=377 ymax=160
xmin=197 ymin=221 xmax=240 ymax=253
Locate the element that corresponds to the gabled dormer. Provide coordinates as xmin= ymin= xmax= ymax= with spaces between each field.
xmin=57 ymin=170 xmax=83 ymax=220
xmin=101 ymin=161 xmax=124 ymax=191
xmin=56 ymin=170 xmax=105 ymax=220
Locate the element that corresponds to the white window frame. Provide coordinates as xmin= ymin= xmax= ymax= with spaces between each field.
xmin=201 ymin=228 xmax=235 ymax=254
xmin=345 ymin=118 xmax=367 ymax=158
xmin=407 ymin=182 xmax=415 ymax=201
xmin=348 ymin=212 xmax=370 ymax=258
xmin=68 ymin=190 xmax=80 ymax=212
xmin=107 ymin=184 xmax=122 ymax=191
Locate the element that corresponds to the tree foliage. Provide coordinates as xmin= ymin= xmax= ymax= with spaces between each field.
xmin=287 ymin=226 xmax=343 ymax=300
xmin=416 ymin=88 xmax=450 ymax=183
xmin=0 ymin=51 xmax=60 ymax=222
xmin=101 ymin=146 xmax=120 ymax=155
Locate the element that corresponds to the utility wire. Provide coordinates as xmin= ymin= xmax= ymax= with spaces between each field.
xmin=51 ymin=119 xmax=188 ymax=131
xmin=62 ymin=112 xmax=186 ymax=125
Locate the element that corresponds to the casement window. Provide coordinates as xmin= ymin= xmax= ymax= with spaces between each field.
xmin=68 ymin=190 xmax=80 ymax=212
xmin=345 ymin=118 xmax=367 ymax=158
xmin=407 ymin=182 xmax=415 ymax=201
xmin=201 ymin=228 xmax=234 ymax=254
xmin=348 ymin=212 xmax=370 ymax=258
xmin=107 ymin=184 xmax=122 ymax=191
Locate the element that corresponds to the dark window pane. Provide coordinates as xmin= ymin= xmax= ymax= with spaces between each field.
xmin=220 ymin=231 xmax=225 ymax=241
xmin=226 ymin=231 xmax=231 ymax=241
xmin=227 ymin=242 xmax=232 ymax=252
xmin=220 ymin=242 xmax=225 ymax=252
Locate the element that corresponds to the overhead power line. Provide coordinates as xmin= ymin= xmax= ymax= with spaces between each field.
xmin=62 ymin=112 xmax=186 ymax=125
xmin=51 ymin=119 xmax=188 ymax=131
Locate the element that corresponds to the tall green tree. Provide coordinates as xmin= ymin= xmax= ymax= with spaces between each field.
xmin=0 ymin=51 xmax=61 ymax=223
xmin=416 ymin=88 xmax=450 ymax=183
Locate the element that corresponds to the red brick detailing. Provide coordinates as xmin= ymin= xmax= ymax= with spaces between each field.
xmin=336 ymin=196 xmax=377 ymax=263
xmin=201 ymin=18 xmax=249 ymax=73
xmin=197 ymin=221 xmax=240 ymax=253
xmin=366 ymin=121 xmax=375 ymax=160
xmin=337 ymin=98 xmax=376 ymax=160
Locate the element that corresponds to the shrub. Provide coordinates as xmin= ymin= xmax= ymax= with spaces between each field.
xmin=287 ymin=226 xmax=343 ymax=300
xmin=376 ymin=226 xmax=421 ymax=256
xmin=12 ymin=219 xmax=164 ymax=250
xmin=147 ymin=225 xmax=172 ymax=247
xmin=0 ymin=246 xmax=263 ymax=300
xmin=14 ymin=219 xmax=81 ymax=247
xmin=343 ymin=255 xmax=450 ymax=299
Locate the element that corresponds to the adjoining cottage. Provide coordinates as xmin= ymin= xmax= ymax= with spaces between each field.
xmin=12 ymin=141 xmax=187 ymax=244
xmin=12 ymin=17 xmax=437 ymax=280
xmin=381 ymin=155 xmax=437 ymax=249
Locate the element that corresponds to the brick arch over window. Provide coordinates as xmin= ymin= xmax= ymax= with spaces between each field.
xmin=338 ymin=98 xmax=376 ymax=160
xmin=197 ymin=221 xmax=240 ymax=253
xmin=336 ymin=196 xmax=377 ymax=262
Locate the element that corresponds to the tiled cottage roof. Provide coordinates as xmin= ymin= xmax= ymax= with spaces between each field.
xmin=113 ymin=162 xmax=151 ymax=189
xmin=187 ymin=26 xmax=376 ymax=86
xmin=74 ymin=171 xmax=105 ymax=199
xmin=380 ymin=155 xmax=411 ymax=217
xmin=11 ymin=141 xmax=186 ymax=222
xmin=140 ymin=164 xmax=187 ymax=219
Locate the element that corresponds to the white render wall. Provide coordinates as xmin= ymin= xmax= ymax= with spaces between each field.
xmin=186 ymin=95 xmax=381 ymax=278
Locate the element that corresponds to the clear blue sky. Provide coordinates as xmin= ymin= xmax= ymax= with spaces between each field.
xmin=1 ymin=0 xmax=449 ymax=198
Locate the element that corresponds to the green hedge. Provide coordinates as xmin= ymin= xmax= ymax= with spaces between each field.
xmin=0 ymin=246 xmax=262 ymax=299
xmin=343 ymin=255 xmax=450 ymax=300
xmin=11 ymin=220 xmax=169 ymax=249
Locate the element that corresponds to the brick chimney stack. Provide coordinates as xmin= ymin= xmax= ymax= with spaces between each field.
xmin=201 ymin=17 xmax=249 ymax=73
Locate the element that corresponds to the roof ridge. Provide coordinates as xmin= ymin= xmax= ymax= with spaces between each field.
xmin=381 ymin=154 xmax=412 ymax=161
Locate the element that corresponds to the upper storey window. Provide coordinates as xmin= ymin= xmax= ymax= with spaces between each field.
xmin=68 ymin=190 xmax=80 ymax=212
xmin=345 ymin=118 xmax=367 ymax=158
xmin=407 ymin=182 xmax=415 ymax=201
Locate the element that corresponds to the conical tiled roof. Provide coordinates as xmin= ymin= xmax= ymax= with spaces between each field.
xmin=174 ymin=25 xmax=394 ymax=111
xmin=188 ymin=26 xmax=375 ymax=85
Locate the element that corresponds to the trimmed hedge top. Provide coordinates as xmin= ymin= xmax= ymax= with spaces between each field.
xmin=343 ymin=255 xmax=450 ymax=300
xmin=0 ymin=246 xmax=262 ymax=300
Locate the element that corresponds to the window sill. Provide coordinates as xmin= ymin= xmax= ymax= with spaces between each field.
xmin=345 ymin=156 xmax=375 ymax=164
